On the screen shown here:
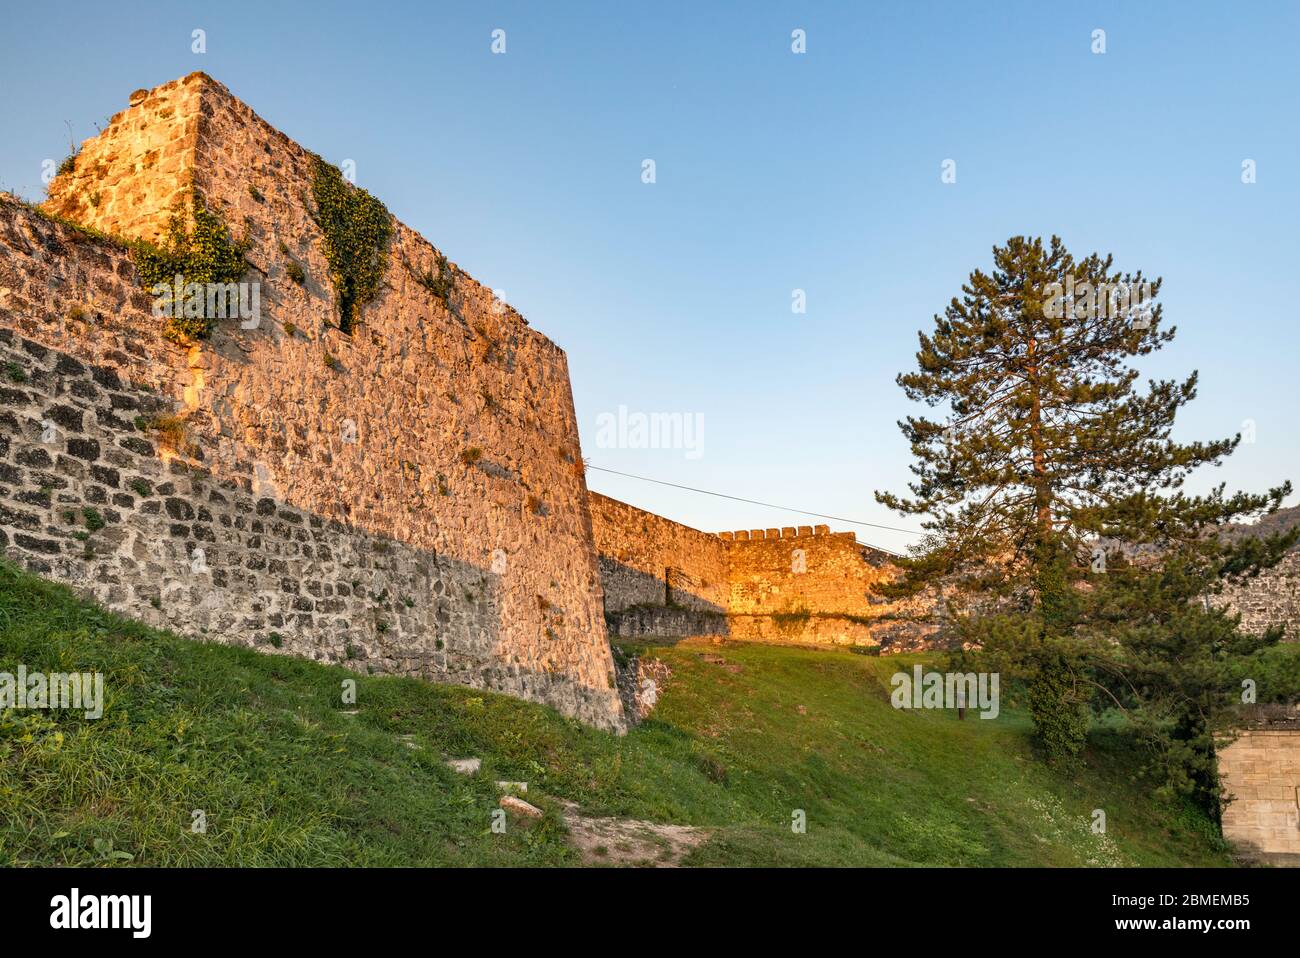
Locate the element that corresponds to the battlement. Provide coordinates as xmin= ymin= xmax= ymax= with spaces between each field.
xmin=718 ymin=525 xmax=832 ymax=540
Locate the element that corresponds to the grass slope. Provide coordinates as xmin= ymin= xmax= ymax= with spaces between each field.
xmin=0 ymin=560 xmax=1238 ymax=867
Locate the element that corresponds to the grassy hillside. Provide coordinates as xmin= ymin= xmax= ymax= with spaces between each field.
xmin=0 ymin=559 xmax=1241 ymax=867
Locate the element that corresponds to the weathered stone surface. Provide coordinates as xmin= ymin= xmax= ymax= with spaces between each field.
xmin=1220 ymin=551 xmax=1300 ymax=639
xmin=588 ymin=492 xmax=728 ymax=614
xmin=1 ymin=72 xmax=625 ymax=732
xmin=589 ymin=492 xmax=930 ymax=649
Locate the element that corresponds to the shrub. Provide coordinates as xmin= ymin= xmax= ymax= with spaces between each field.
xmin=1027 ymin=666 xmax=1090 ymax=764
xmin=141 ymin=414 xmax=193 ymax=456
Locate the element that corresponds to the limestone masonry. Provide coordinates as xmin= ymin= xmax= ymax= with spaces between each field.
xmin=1220 ymin=551 xmax=1300 ymax=639
xmin=589 ymin=492 xmax=932 ymax=649
xmin=1217 ymin=707 xmax=1300 ymax=864
xmin=2 ymin=73 xmax=622 ymax=730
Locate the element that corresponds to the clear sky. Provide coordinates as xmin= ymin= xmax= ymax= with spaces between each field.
xmin=2 ymin=1 xmax=1296 ymax=552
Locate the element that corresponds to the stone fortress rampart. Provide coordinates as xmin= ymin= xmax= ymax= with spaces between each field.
xmin=0 ymin=73 xmax=623 ymax=730
xmin=0 ymin=73 xmax=1293 ymax=736
xmin=589 ymin=492 xmax=932 ymax=649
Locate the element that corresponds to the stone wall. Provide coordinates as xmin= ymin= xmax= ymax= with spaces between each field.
xmin=45 ymin=79 xmax=198 ymax=245
xmin=723 ymin=527 xmax=928 ymax=649
xmin=0 ymin=72 xmax=625 ymax=730
xmin=588 ymin=496 xmax=929 ymax=648
xmin=1218 ymin=710 xmax=1300 ymax=864
xmin=588 ymin=492 xmax=728 ymax=614
xmin=723 ymin=526 xmax=888 ymax=616
xmin=1220 ymin=551 xmax=1300 ymax=642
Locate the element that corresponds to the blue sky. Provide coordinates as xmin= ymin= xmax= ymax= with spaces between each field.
xmin=2 ymin=1 xmax=1296 ymax=551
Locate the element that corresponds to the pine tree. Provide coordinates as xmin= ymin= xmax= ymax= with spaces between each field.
xmin=876 ymin=236 xmax=1293 ymax=765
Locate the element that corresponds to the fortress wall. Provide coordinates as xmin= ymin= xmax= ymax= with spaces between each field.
xmin=724 ymin=614 xmax=877 ymax=647
xmin=1218 ymin=726 xmax=1300 ymax=864
xmin=1219 ymin=551 xmax=1300 ymax=641
xmin=1 ymin=72 xmax=625 ymax=730
xmin=0 ymin=321 xmax=575 ymax=711
xmin=588 ymin=495 xmax=930 ymax=649
xmin=588 ymin=492 xmax=728 ymax=614
xmin=723 ymin=527 xmax=889 ymax=617
xmin=44 ymin=78 xmax=200 ymax=244
xmin=723 ymin=529 xmax=918 ymax=649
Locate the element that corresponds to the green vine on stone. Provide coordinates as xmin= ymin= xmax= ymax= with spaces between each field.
xmin=131 ymin=191 xmax=250 ymax=344
xmin=310 ymin=156 xmax=392 ymax=334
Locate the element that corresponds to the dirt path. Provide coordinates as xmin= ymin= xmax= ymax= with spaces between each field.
xmin=559 ymin=801 xmax=710 ymax=867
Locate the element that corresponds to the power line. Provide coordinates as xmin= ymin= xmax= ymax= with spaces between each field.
xmin=586 ymin=465 xmax=925 ymax=548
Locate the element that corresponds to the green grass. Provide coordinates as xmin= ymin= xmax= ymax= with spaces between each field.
xmin=0 ymin=560 xmax=1237 ymax=867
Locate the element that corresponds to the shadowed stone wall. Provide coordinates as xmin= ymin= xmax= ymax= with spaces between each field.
xmin=0 ymin=71 xmax=625 ymax=730
xmin=588 ymin=492 xmax=728 ymax=614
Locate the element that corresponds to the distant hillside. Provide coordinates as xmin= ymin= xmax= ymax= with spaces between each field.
xmin=0 ymin=559 xmax=1248 ymax=867
xmin=1223 ymin=504 xmax=1300 ymax=548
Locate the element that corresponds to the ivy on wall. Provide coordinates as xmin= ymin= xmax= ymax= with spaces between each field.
xmin=131 ymin=191 xmax=249 ymax=344
xmin=310 ymin=157 xmax=392 ymax=334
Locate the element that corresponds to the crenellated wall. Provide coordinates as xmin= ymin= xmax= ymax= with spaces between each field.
xmin=723 ymin=526 xmax=891 ymax=617
xmin=0 ymin=73 xmax=625 ymax=730
xmin=589 ymin=495 xmax=932 ymax=649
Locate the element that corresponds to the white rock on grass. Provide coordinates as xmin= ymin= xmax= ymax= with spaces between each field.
xmin=446 ymin=757 xmax=481 ymax=775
